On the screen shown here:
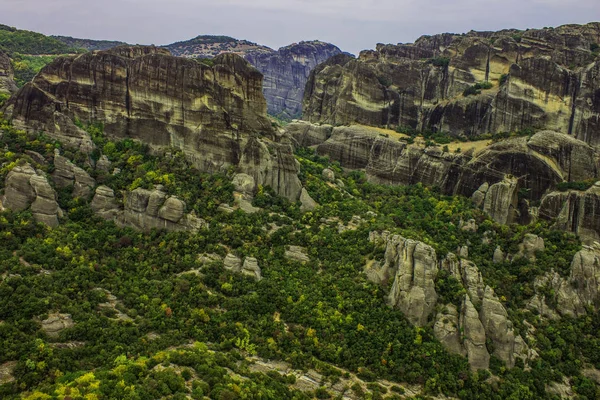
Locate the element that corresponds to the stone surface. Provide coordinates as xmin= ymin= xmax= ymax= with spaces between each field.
xmin=1 ymin=163 xmax=62 ymax=227
xmin=303 ymin=23 xmax=600 ymax=144
xmin=299 ymin=188 xmax=318 ymax=212
xmin=284 ymin=245 xmax=310 ymax=263
xmin=41 ymin=313 xmax=74 ymax=338
xmin=224 ymin=253 xmax=242 ymax=271
xmin=539 ymin=183 xmax=600 ymax=243
xmin=322 ymin=168 xmax=335 ymax=182
xmin=287 ymin=120 xmax=333 ymax=147
xmin=241 ymin=257 xmax=262 ymax=281
xmin=245 ymin=41 xmax=342 ymax=118
xmin=516 ymin=234 xmax=545 ymax=261
xmin=232 ymin=173 xmax=256 ymax=196
xmin=0 ymin=51 xmax=17 ymax=95
xmin=52 ymin=152 xmax=96 ymax=199
xmin=3 ymin=46 xmax=301 ymax=200
xmin=90 ymin=185 xmax=207 ymax=233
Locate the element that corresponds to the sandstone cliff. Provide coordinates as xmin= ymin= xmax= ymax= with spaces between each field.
xmin=288 ymin=122 xmax=600 ymax=226
xmin=3 ymin=46 xmax=302 ymax=200
xmin=0 ymin=163 xmax=62 ymax=227
xmin=0 ymin=51 xmax=17 ymax=95
xmin=368 ymin=232 xmax=533 ymax=370
xmin=245 ymin=41 xmax=342 ymax=119
xmin=303 ymin=23 xmax=600 ymax=144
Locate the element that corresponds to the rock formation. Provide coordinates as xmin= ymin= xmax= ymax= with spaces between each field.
xmin=3 ymin=46 xmax=302 ymax=200
xmin=540 ymin=183 xmax=600 ymax=243
xmin=288 ymin=121 xmax=600 ymax=227
xmin=303 ymin=23 xmax=600 ymax=144
xmin=245 ymin=41 xmax=342 ymax=118
xmin=223 ymin=253 xmax=262 ymax=281
xmin=0 ymin=51 xmax=18 ymax=95
xmin=368 ymin=232 xmax=533 ymax=369
xmin=1 ymin=163 xmax=62 ymax=227
xmin=530 ymin=243 xmax=600 ymax=318
xmin=90 ymin=185 xmax=207 ymax=232
xmin=52 ymin=151 xmax=96 ymax=199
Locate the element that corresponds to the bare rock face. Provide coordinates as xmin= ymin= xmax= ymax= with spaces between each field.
xmin=369 ymin=233 xmax=439 ymax=326
xmin=232 ymin=173 xmax=256 ymax=196
xmin=287 ymin=120 xmax=333 ymax=147
xmin=0 ymin=51 xmax=18 ymax=95
xmin=1 ymin=163 xmax=62 ymax=227
xmin=284 ymin=245 xmax=310 ymax=263
xmin=3 ymin=46 xmax=301 ymax=200
xmin=368 ymin=232 xmax=532 ymax=369
xmin=224 ymin=253 xmax=242 ymax=271
xmin=244 ymin=41 xmax=342 ymax=119
xmin=516 ymin=234 xmax=545 ymax=261
xmin=241 ymin=257 xmax=262 ymax=281
xmin=90 ymin=185 xmax=207 ymax=232
xmin=304 ymin=23 xmax=600 ymax=144
xmin=299 ymin=188 xmax=318 ymax=212
xmin=482 ymin=176 xmax=519 ymax=225
xmin=292 ymin=122 xmax=598 ymax=226
xmin=52 ymin=151 xmax=96 ymax=199
xmin=539 ymin=183 xmax=600 ymax=243
xmin=41 ymin=313 xmax=74 ymax=338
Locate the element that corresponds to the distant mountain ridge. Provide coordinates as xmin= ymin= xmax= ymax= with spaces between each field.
xmin=52 ymin=35 xmax=128 ymax=51
xmin=164 ymin=35 xmax=273 ymax=58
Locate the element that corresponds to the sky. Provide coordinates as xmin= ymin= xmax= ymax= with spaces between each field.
xmin=3 ymin=0 xmax=600 ymax=55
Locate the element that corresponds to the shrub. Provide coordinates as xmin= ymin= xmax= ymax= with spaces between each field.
xmin=463 ymin=81 xmax=493 ymax=96
xmin=428 ymin=57 xmax=450 ymax=67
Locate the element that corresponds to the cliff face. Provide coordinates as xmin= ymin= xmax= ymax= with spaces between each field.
xmin=303 ymin=23 xmax=600 ymax=144
xmin=3 ymin=46 xmax=301 ymax=200
xmin=244 ymin=41 xmax=342 ymax=119
xmin=287 ymin=121 xmax=600 ymax=227
xmin=0 ymin=51 xmax=17 ymax=95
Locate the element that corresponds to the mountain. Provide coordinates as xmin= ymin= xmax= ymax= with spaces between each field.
xmin=1 ymin=23 xmax=600 ymax=400
xmin=0 ymin=24 xmax=78 ymax=55
xmin=163 ymin=35 xmax=272 ymax=58
xmin=303 ymin=23 xmax=600 ymax=142
xmin=52 ymin=35 xmax=128 ymax=51
xmin=245 ymin=41 xmax=342 ymax=119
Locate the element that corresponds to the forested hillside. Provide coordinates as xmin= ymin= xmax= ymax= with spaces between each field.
xmin=0 ymin=115 xmax=598 ymax=399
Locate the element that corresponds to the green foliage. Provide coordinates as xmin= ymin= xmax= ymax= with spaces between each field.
xmin=428 ymin=57 xmax=450 ymax=68
xmin=463 ymin=81 xmax=494 ymax=97
xmin=556 ymin=179 xmax=595 ymax=192
xmin=0 ymin=25 xmax=79 ymax=55
xmin=11 ymin=54 xmax=59 ymax=87
xmin=0 ymin=116 xmax=598 ymax=399
xmin=590 ymin=43 xmax=599 ymax=54
xmin=499 ymin=73 xmax=509 ymax=85
xmin=377 ymin=75 xmax=392 ymax=87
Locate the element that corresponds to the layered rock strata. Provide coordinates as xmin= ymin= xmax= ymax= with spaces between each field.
xmin=3 ymin=46 xmax=302 ymax=200
xmin=303 ymin=23 xmax=600 ymax=144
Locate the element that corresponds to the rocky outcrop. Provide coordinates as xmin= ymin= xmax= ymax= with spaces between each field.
xmin=530 ymin=244 xmax=600 ymax=317
xmin=52 ymin=151 xmax=96 ymax=198
xmin=289 ymin=121 xmax=600 ymax=227
xmin=90 ymin=185 xmax=207 ymax=233
xmin=287 ymin=120 xmax=333 ymax=147
xmin=284 ymin=245 xmax=310 ymax=263
xmin=368 ymin=232 xmax=533 ymax=369
xmin=3 ymin=46 xmax=301 ymax=200
xmin=245 ymin=41 xmax=342 ymax=118
xmin=299 ymin=188 xmax=318 ymax=212
xmin=223 ymin=254 xmax=262 ymax=281
xmin=303 ymin=23 xmax=600 ymax=144
xmin=0 ymin=51 xmax=17 ymax=95
xmin=41 ymin=313 xmax=74 ymax=338
xmin=539 ymin=183 xmax=600 ymax=243
xmin=1 ymin=163 xmax=62 ymax=227
xmin=516 ymin=234 xmax=545 ymax=261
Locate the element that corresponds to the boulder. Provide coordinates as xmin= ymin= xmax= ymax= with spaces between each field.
xmin=52 ymin=152 xmax=96 ymax=199
xmin=224 ymin=253 xmax=242 ymax=272
xmin=1 ymin=164 xmax=62 ymax=227
xmin=158 ymin=197 xmax=186 ymax=223
xmin=41 ymin=313 xmax=74 ymax=338
xmin=322 ymin=168 xmax=336 ymax=182
xmin=90 ymin=186 xmax=120 ymax=219
xmin=299 ymin=188 xmax=318 ymax=212
xmin=232 ymin=173 xmax=256 ymax=196
xmin=284 ymin=246 xmax=310 ymax=263
xmin=516 ymin=234 xmax=545 ymax=261
xmin=461 ymin=297 xmax=491 ymax=370
xmin=482 ymin=176 xmax=519 ymax=225
xmin=241 ymin=257 xmax=262 ymax=281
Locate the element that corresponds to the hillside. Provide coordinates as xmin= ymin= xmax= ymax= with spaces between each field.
xmin=0 ymin=22 xmax=599 ymax=400
xmin=164 ymin=35 xmax=273 ymax=58
xmin=52 ymin=35 xmax=128 ymax=51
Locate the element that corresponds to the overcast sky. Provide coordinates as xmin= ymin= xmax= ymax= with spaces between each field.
xmin=3 ymin=0 xmax=600 ymax=54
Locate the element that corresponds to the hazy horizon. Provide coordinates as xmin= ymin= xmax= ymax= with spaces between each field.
xmin=3 ymin=0 xmax=600 ymax=54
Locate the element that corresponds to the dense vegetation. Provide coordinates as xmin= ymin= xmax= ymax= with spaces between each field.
xmin=0 ymin=117 xmax=599 ymax=399
xmin=0 ymin=25 xmax=79 ymax=55
xmin=10 ymin=54 xmax=59 ymax=87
